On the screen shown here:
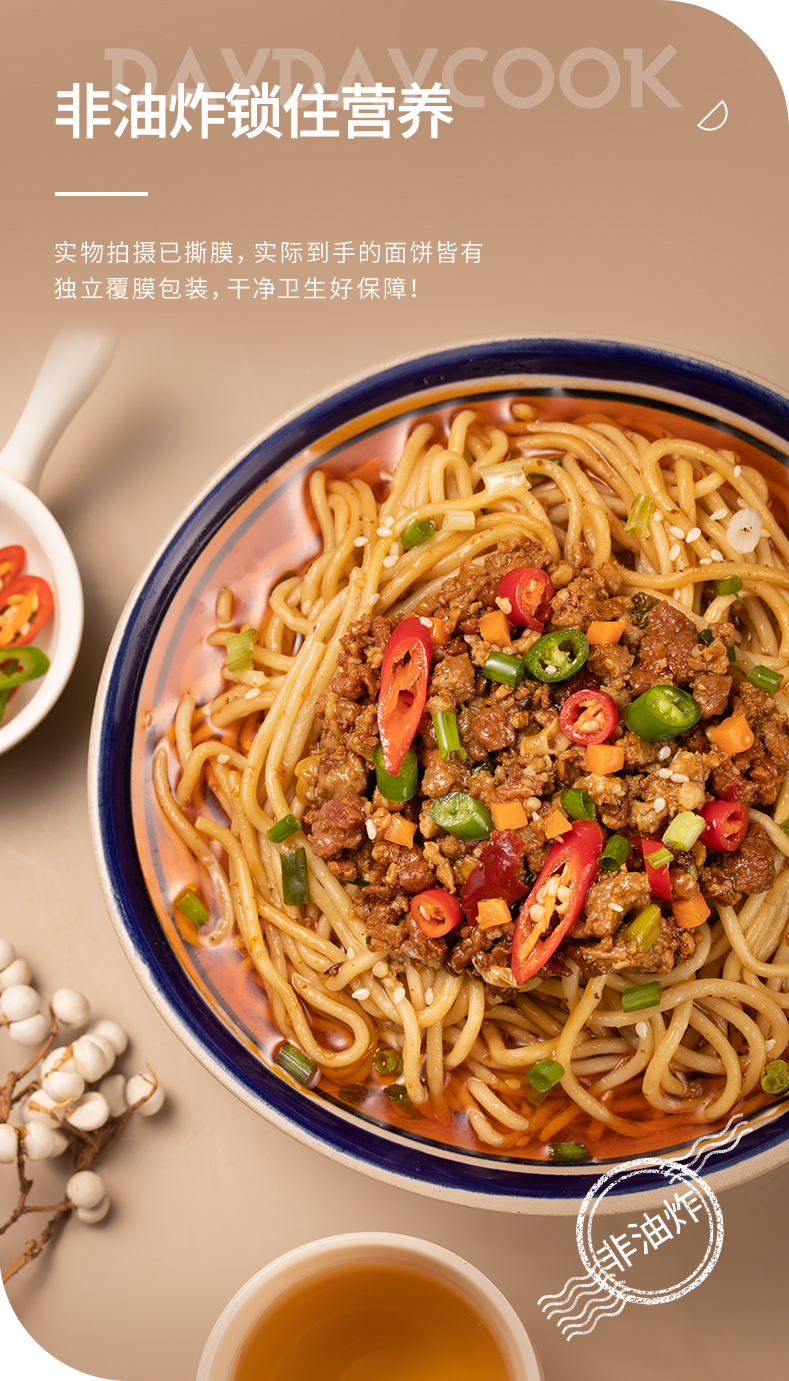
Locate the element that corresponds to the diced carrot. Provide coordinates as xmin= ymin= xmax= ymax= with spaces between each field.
xmin=543 ymin=808 xmax=573 ymax=840
xmin=673 ymin=894 xmax=711 ymax=929
xmin=491 ymin=800 xmax=529 ymax=831
xmin=708 ymin=714 xmax=755 ymax=755
xmin=586 ymin=620 xmax=627 ymax=646
xmin=430 ymin=616 xmax=451 ymax=647
xmin=384 ymin=816 xmax=417 ymax=848
xmin=479 ymin=610 xmax=511 ymax=646
xmin=476 ymin=898 xmax=512 ymax=930
xmin=585 ymin=743 xmax=625 ymax=775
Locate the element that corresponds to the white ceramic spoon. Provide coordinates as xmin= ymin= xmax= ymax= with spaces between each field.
xmin=0 ymin=329 xmax=114 ymax=755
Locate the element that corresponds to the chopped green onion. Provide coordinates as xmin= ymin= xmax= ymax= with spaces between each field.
xmin=281 ymin=847 xmax=310 ymax=906
xmin=267 ymin=814 xmax=301 ymax=842
xmin=715 ymin=576 xmax=743 ymax=596
xmin=349 ymin=876 xmax=369 ymax=887
xmin=525 ymin=1085 xmax=548 ymax=1109
xmin=225 ymin=627 xmax=257 ymax=673
xmin=686 ymin=861 xmax=700 ymax=881
xmin=662 ymin=811 xmax=706 ymax=852
xmin=479 ymin=460 xmax=529 ymax=495
xmin=174 ymin=888 xmax=210 ymax=930
xmin=624 ymin=493 xmax=654 ymax=540
xmin=747 ymin=665 xmax=783 ymax=694
xmin=599 ymin=835 xmax=631 ymax=873
xmin=727 ymin=646 xmax=737 ymax=663
xmin=781 ymin=821 xmax=789 ymax=839
xmin=760 ymin=1059 xmax=789 ymax=1095
xmin=373 ymin=1049 xmax=403 ymax=1076
xmin=548 ymin=1142 xmax=591 ymax=1163
xmin=443 ymin=510 xmax=475 ymax=531
xmin=483 ymin=650 xmax=526 ymax=688
xmin=646 ymin=846 xmax=673 ymax=870
xmin=631 ymin=591 xmax=656 ymax=629
xmin=432 ymin=710 xmax=467 ymax=761
xmin=338 ymin=1084 xmax=369 ymax=1105
xmin=276 ymin=1041 xmax=319 ymax=1088
xmin=624 ymin=903 xmax=662 ymax=953
xmin=428 ymin=792 xmax=493 ymax=840
xmin=697 ymin=629 xmax=713 ymax=646
xmin=560 ymin=787 xmax=596 ymax=822
xmin=373 ymin=744 xmax=419 ymax=801
xmin=401 ymin=519 xmax=435 ymax=550
xmin=622 ymin=981 xmax=663 ymax=1013
xmin=384 ymin=1083 xmax=411 ymax=1104
xmin=527 ymin=1058 xmax=565 ymax=1093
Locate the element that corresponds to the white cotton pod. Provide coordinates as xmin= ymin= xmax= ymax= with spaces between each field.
xmin=23 ymin=1121 xmax=58 ymax=1160
xmin=98 ymin=1073 xmax=127 ymax=1118
xmin=23 ymin=1090 xmax=62 ymax=1130
xmin=73 ymin=1036 xmax=113 ymax=1083
xmin=0 ymin=939 xmax=16 ymax=972
xmin=43 ymin=1067 xmax=85 ymax=1103
xmin=76 ymin=1195 xmax=110 ymax=1225
xmin=126 ymin=1073 xmax=165 ymax=1116
xmin=0 ymin=984 xmax=41 ymax=1022
xmin=51 ymin=989 xmax=90 ymax=1028
xmin=48 ymin=1130 xmax=68 ymax=1157
xmin=0 ymin=958 xmax=32 ymax=991
xmin=86 ymin=1034 xmax=116 ymax=1073
xmin=67 ymin=1092 xmax=110 ymax=1131
xmin=41 ymin=1046 xmax=77 ymax=1078
xmin=9 ymin=1013 xmax=51 ymax=1047
xmin=87 ymin=1020 xmax=128 ymax=1057
xmin=0 ymin=1124 xmax=19 ymax=1163
xmin=66 ymin=1170 xmax=105 ymax=1210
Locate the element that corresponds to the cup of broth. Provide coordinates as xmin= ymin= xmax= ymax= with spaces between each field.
xmin=196 ymin=1232 xmax=544 ymax=1381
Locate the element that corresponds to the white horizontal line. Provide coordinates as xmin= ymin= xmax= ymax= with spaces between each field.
xmin=55 ymin=191 xmax=149 ymax=197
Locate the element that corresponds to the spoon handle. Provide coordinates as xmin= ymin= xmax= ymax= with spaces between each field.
xmin=0 ymin=328 xmax=115 ymax=493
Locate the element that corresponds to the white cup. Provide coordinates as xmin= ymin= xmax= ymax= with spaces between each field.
xmin=196 ymin=1232 xmax=544 ymax=1381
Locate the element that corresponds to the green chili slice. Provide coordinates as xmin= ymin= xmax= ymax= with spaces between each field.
xmin=624 ymin=493 xmax=654 ymax=540
xmin=401 ymin=519 xmax=436 ymax=550
xmin=0 ymin=646 xmax=50 ymax=690
xmin=624 ymin=685 xmax=701 ymax=741
xmin=281 ymin=847 xmax=310 ymax=906
xmin=0 ymin=688 xmax=11 ymax=725
xmin=599 ymin=835 xmax=631 ymax=872
xmin=747 ymin=665 xmax=783 ymax=694
xmin=727 ymin=646 xmax=737 ymax=663
xmin=432 ymin=710 xmax=467 ymax=761
xmin=483 ymin=650 xmax=526 ymax=688
xmin=527 ymin=1058 xmax=565 ymax=1093
xmin=560 ymin=787 xmax=596 ymax=821
xmin=548 ymin=1142 xmax=591 ymax=1163
xmin=174 ymin=888 xmax=210 ymax=929
xmin=716 ymin=576 xmax=743 ymax=596
xmin=623 ymin=903 xmax=662 ymax=953
xmin=267 ymin=814 xmax=301 ymax=842
xmin=622 ymin=981 xmax=663 ymax=1013
xmin=697 ymin=629 xmax=713 ymax=646
xmin=760 ymin=1060 xmax=789 ymax=1095
xmin=373 ymin=743 xmax=419 ymax=802
xmin=525 ymin=629 xmax=589 ymax=683
xmin=428 ymin=793 xmax=494 ymax=840
xmin=275 ymin=1041 xmax=319 ymax=1088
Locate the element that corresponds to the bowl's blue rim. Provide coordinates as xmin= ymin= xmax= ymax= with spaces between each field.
xmin=91 ymin=336 xmax=789 ymax=1208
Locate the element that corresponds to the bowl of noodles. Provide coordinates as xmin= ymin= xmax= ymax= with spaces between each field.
xmin=89 ymin=337 xmax=789 ymax=1213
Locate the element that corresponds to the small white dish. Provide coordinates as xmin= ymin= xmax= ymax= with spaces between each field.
xmin=196 ymin=1232 xmax=544 ymax=1381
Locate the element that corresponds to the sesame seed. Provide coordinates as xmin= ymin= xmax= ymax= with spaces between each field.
xmin=657 ymin=767 xmax=672 ymax=778
xmin=636 ymin=1021 xmax=650 ymax=1039
xmin=700 ymin=558 xmax=712 ymax=565
xmin=505 ymin=1078 xmax=521 ymax=1090
xmin=379 ymin=471 xmax=391 ymax=483
xmin=244 ymin=688 xmax=258 ymax=699
xmin=653 ymin=796 xmax=666 ymax=812
xmin=377 ymin=526 xmax=393 ymax=536
xmin=610 ymin=903 xmax=624 ymax=913
xmin=424 ymin=988 xmax=435 ymax=1005
xmin=419 ymin=616 xmax=433 ymax=627
xmin=353 ymin=536 xmax=368 ymax=547
xmin=392 ymin=985 xmax=406 ymax=1003
xmin=365 ymin=820 xmax=377 ymax=840
xmin=671 ymin=773 xmax=689 ymax=783
xmin=710 ymin=549 xmax=724 ymax=562
xmin=383 ymin=554 xmax=398 ymax=568
xmin=368 ymin=594 xmax=380 ymax=605
xmin=669 ymin=544 xmax=681 ymax=562
xmin=659 ymin=745 xmax=672 ymax=760
xmin=734 ymin=465 xmax=742 ymax=476
xmin=354 ymin=988 xmax=370 ymax=1001
xmin=372 ymin=961 xmax=388 ymax=978
xmin=347 ymin=948 xmax=356 ymax=960
xmin=687 ymin=527 xmax=701 ymax=542
xmin=711 ymin=508 xmax=728 ymax=521
xmin=653 ymin=512 xmax=664 ymax=523
xmin=216 ymin=753 xmax=229 ymax=764
xmin=668 ymin=525 xmax=684 ymax=539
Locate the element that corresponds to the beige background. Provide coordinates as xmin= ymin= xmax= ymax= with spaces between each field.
xmin=2 ymin=1 xmax=789 ymax=1377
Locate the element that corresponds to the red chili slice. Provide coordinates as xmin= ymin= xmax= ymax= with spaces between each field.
xmin=497 ymin=567 xmax=554 ymax=631
xmin=0 ymin=545 xmax=25 ymax=594
xmin=376 ymin=616 xmax=433 ymax=776
xmin=410 ymin=888 xmax=463 ymax=938
xmin=700 ymin=800 xmax=748 ymax=852
xmin=559 ymin=689 xmax=619 ymax=745
xmin=460 ymin=830 xmax=529 ymax=926
xmin=0 ymin=575 xmax=54 ymax=649
xmin=511 ymin=821 xmax=604 ymax=982
xmin=639 ymin=836 xmax=673 ymax=901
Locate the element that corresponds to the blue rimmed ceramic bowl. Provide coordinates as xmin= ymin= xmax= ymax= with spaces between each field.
xmin=88 ymin=336 xmax=789 ymax=1214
